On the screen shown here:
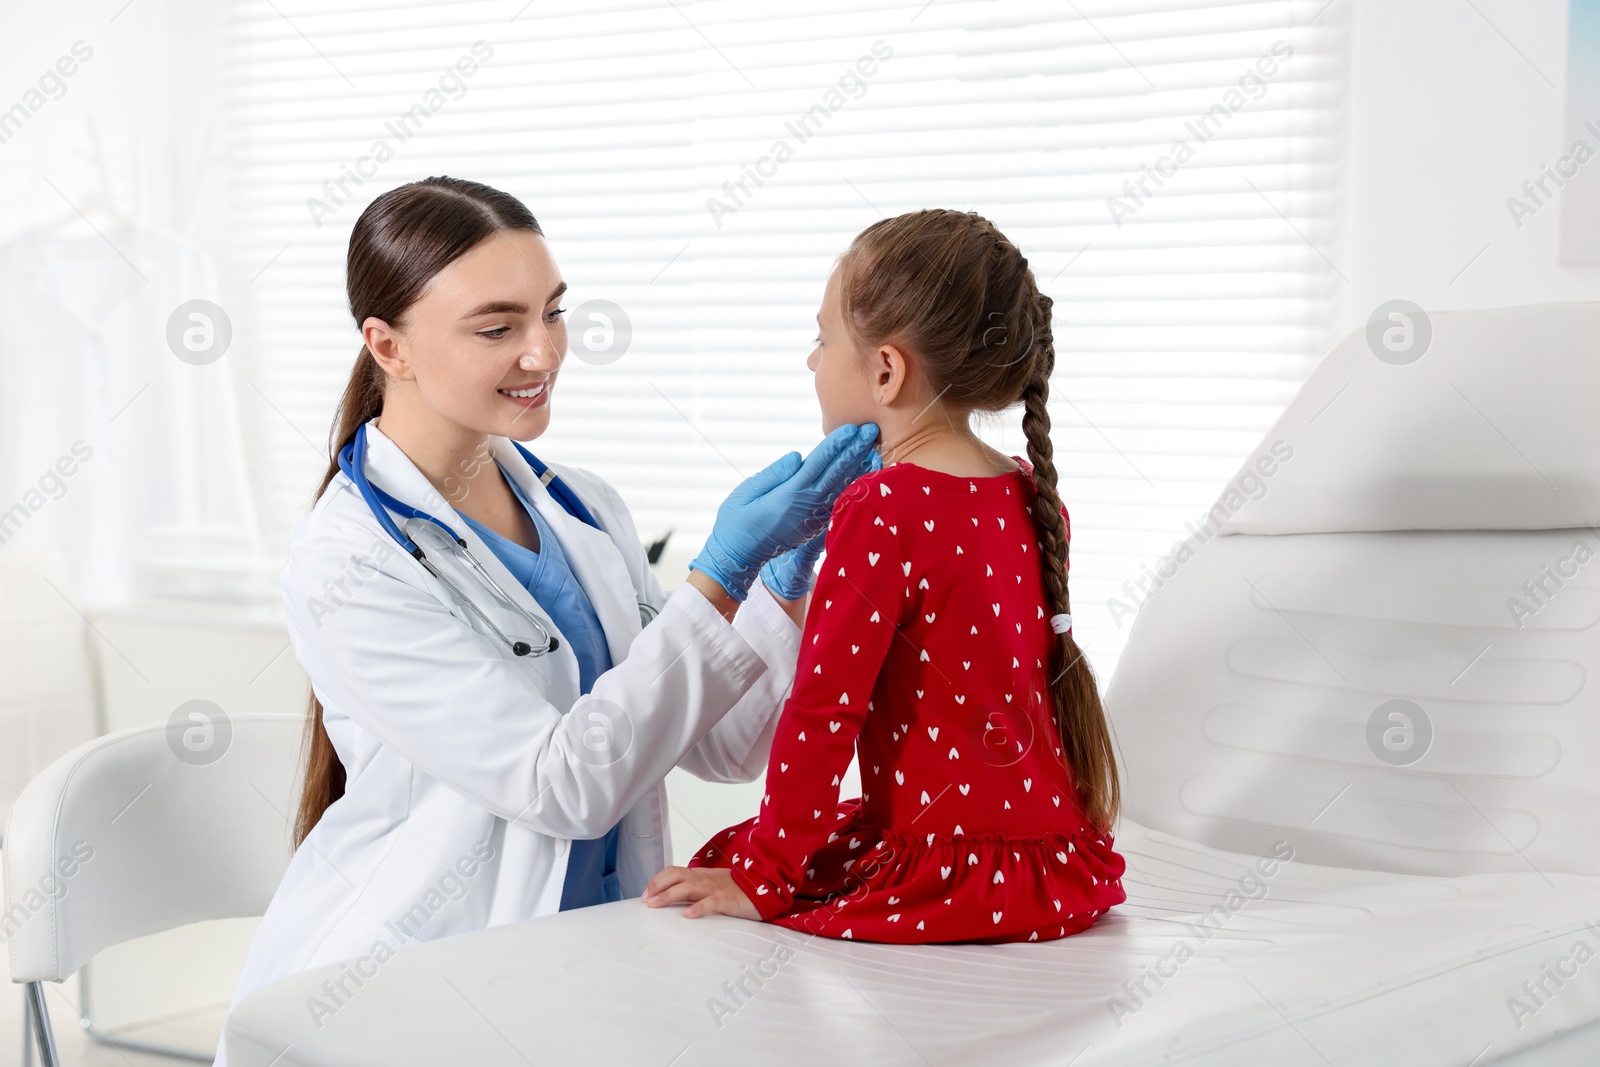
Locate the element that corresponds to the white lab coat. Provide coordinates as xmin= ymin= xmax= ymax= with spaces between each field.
xmin=222 ymin=419 xmax=798 ymax=1040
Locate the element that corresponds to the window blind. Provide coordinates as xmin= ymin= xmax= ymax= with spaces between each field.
xmin=226 ymin=0 xmax=1347 ymax=679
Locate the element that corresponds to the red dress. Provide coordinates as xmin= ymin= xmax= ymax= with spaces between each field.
xmin=689 ymin=457 xmax=1126 ymax=944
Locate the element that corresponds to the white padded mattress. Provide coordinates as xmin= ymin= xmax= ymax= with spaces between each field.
xmin=223 ymin=820 xmax=1600 ymax=1066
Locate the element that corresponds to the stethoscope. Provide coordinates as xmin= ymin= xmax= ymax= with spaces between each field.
xmin=338 ymin=422 xmax=659 ymax=658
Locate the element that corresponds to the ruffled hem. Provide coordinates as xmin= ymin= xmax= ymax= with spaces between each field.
xmin=695 ymin=799 xmax=1127 ymax=945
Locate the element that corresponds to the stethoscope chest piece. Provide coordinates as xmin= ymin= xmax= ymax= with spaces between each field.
xmin=400 ymin=516 xmax=561 ymax=657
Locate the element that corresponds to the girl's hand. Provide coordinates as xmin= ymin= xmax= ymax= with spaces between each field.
xmin=642 ymin=866 xmax=762 ymax=921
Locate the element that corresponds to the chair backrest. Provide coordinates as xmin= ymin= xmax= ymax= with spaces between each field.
xmin=0 ymin=551 xmax=99 ymax=830
xmin=3 ymin=712 xmax=302 ymax=982
xmin=1105 ymin=302 xmax=1600 ymax=878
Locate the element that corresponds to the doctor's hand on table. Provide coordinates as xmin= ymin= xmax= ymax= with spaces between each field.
xmin=687 ymin=422 xmax=880 ymax=619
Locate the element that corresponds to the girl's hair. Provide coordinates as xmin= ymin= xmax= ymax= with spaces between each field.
xmin=294 ymin=176 xmax=542 ymax=847
xmin=836 ymin=208 xmax=1120 ymax=832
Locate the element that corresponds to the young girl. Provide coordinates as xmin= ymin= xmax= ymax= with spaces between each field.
xmin=644 ymin=209 xmax=1125 ymax=944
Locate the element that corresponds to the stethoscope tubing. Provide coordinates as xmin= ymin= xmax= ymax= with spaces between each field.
xmin=336 ymin=423 xmax=656 ymax=658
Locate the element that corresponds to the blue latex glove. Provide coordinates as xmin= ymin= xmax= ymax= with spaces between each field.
xmin=691 ymin=423 xmax=880 ymax=601
xmin=759 ymin=529 xmax=827 ymax=601
xmin=759 ymin=447 xmax=882 ymax=600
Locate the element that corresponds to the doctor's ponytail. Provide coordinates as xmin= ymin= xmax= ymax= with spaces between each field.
xmin=295 ymin=176 xmax=543 ymax=846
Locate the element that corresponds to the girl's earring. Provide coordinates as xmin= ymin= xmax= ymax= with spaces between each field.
xmin=875 ymin=394 xmax=883 ymax=403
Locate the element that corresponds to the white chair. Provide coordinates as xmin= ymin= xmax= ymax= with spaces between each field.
xmin=5 ymin=713 xmax=301 ymax=1066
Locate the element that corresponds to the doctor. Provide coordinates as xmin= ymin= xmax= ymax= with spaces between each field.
xmin=222 ymin=176 xmax=878 ymax=1033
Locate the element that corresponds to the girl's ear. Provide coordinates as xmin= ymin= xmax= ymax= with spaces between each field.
xmin=873 ymin=342 xmax=910 ymax=405
xmin=363 ymin=316 xmax=413 ymax=382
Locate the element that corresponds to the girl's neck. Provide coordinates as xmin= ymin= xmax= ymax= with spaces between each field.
xmin=877 ymin=413 xmax=1020 ymax=479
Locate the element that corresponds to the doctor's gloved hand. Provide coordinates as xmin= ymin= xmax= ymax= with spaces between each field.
xmin=759 ymin=529 xmax=827 ymax=602
xmin=759 ymin=446 xmax=881 ymax=601
xmin=690 ymin=423 xmax=880 ymax=601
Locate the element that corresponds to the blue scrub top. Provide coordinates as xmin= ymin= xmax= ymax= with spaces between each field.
xmin=458 ymin=464 xmax=622 ymax=911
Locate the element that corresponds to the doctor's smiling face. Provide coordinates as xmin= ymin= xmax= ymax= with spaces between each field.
xmin=361 ymin=229 xmax=568 ymax=445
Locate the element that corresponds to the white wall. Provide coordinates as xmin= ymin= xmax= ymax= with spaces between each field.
xmin=1340 ymin=0 xmax=1600 ymax=334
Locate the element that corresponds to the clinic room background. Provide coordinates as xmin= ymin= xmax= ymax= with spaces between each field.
xmin=3 ymin=1 xmax=1600 ymax=1065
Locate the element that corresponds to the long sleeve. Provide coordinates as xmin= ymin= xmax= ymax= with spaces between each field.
xmin=570 ymin=467 xmax=803 ymax=785
xmin=677 ymin=579 xmax=803 ymax=783
xmin=725 ymin=482 xmax=904 ymax=917
xmin=283 ymin=511 xmax=769 ymax=841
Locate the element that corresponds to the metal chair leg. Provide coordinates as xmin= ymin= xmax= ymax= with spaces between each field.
xmin=24 ymin=982 xmax=61 ymax=1067
xmin=22 ymin=986 xmax=34 ymax=1067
